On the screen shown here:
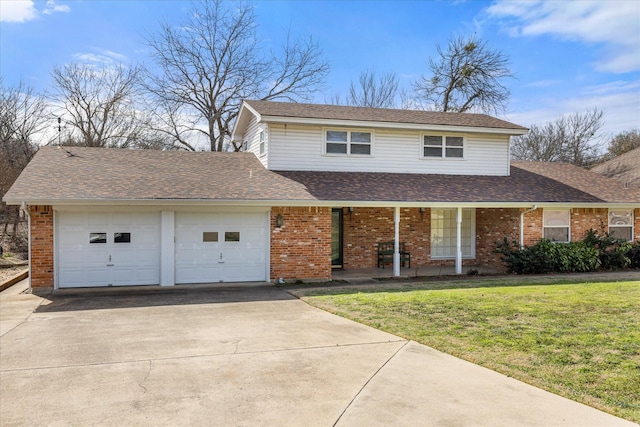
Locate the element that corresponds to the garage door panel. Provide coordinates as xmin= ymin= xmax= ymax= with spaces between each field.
xmin=175 ymin=211 xmax=267 ymax=284
xmin=57 ymin=211 xmax=160 ymax=288
xmin=60 ymin=267 xmax=109 ymax=287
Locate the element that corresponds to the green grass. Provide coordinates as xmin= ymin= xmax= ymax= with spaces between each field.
xmin=295 ymin=279 xmax=640 ymax=422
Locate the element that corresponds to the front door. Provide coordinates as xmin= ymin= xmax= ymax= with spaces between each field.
xmin=331 ymin=208 xmax=343 ymax=268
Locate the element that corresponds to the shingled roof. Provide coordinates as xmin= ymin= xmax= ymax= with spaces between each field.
xmin=3 ymin=147 xmax=316 ymax=203
xmin=243 ymin=100 xmax=528 ymax=132
xmin=590 ymin=147 xmax=640 ymax=188
xmin=274 ymin=162 xmax=640 ymax=205
xmin=4 ymin=147 xmax=639 ymax=206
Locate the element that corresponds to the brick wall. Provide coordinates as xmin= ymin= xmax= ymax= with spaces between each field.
xmin=270 ymin=207 xmax=332 ymax=281
xmin=571 ymin=208 xmax=608 ymax=241
xmin=475 ymin=208 xmax=520 ymax=268
xmin=29 ymin=205 xmax=54 ymax=288
xmin=635 ymin=208 xmax=640 ymax=242
xmin=342 ymin=207 xmax=431 ymax=269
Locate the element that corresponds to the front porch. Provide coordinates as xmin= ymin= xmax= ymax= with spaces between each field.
xmin=332 ymin=265 xmax=502 ymax=282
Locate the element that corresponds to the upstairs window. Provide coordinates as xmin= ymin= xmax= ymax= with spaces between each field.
xmin=609 ymin=210 xmax=633 ymax=241
xmin=423 ymin=135 xmax=464 ymax=158
xmin=325 ymin=129 xmax=372 ymax=155
xmin=543 ymin=210 xmax=570 ymax=242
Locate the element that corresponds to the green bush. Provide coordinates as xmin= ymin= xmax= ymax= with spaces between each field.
xmin=494 ymin=230 xmax=637 ymax=275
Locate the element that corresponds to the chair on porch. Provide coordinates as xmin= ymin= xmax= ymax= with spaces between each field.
xmin=377 ymin=241 xmax=411 ymax=268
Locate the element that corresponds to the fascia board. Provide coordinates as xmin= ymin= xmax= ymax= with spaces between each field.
xmin=258 ymin=115 xmax=529 ymax=136
xmin=230 ymin=103 xmax=262 ymax=141
xmin=8 ymin=198 xmax=638 ymax=210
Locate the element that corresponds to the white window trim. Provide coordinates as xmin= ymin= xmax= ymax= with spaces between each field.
xmin=430 ymin=208 xmax=476 ymax=260
xmin=258 ymin=129 xmax=266 ymax=156
xmin=543 ymin=209 xmax=571 ymax=243
xmin=420 ymin=133 xmax=466 ymax=160
xmin=323 ymin=127 xmax=374 ymax=156
xmin=608 ymin=209 xmax=634 ymax=242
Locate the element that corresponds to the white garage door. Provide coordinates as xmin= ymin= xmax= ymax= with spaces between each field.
xmin=57 ymin=211 xmax=161 ymax=288
xmin=175 ymin=212 xmax=267 ymax=284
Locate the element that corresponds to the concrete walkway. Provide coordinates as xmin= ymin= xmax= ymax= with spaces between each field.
xmin=1 ymin=280 xmax=635 ymax=426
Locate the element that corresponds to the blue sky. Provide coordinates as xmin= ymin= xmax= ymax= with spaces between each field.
xmin=1 ymin=0 xmax=639 ymax=148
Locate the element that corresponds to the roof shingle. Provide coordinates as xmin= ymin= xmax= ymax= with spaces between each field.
xmin=4 ymin=147 xmax=639 ymax=206
xmin=245 ymin=100 xmax=528 ymax=131
xmin=3 ymin=147 xmax=316 ymax=203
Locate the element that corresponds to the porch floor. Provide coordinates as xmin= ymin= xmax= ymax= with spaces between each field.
xmin=332 ymin=265 xmax=502 ymax=282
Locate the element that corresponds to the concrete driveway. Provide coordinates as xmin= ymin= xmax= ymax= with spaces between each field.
xmin=0 ymin=281 xmax=635 ymax=427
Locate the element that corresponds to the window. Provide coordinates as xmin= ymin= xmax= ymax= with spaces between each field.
xmin=325 ymin=129 xmax=372 ymax=155
xmin=89 ymin=233 xmax=106 ymax=244
xmin=203 ymin=232 xmax=219 ymax=242
xmin=423 ymin=135 xmax=464 ymax=158
xmin=430 ymin=209 xmax=475 ymax=258
xmin=225 ymin=231 xmax=240 ymax=242
xmin=609 ymin=210 xmax=633 ymax=241
xmin=259 ymin=131 xmax=265 ymax=155
xmin=114 ymin=232 xmax=131 ymax=243
xmin=543 ymin=210 xmax=570 ymax=242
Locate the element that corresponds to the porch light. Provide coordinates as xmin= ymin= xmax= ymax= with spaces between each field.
xmin=275 ymin=214 xmax=284 ymax=227
xmin=420 ymin=207 xmax=426 ymax=219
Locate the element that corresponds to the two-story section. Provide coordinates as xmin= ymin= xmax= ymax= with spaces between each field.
xmin=233 ymin=100 xmax=639 ymax=278
xmin=232 ymin=100 xmax=528 ymax=175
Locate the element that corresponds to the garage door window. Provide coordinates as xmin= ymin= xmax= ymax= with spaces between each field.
xmin=225 ymin=232 xmax=240 ymax=242
xmin=90 ymin=233 xmax=107 ymax=244
xmin=114 ymin=232 xmax=131 ymax=243
xmin=203 ymin=232 xmax=219 ymax=242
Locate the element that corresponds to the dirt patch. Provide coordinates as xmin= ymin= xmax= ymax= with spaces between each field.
xmin=0 ymin=266 xmax=28 ymax=284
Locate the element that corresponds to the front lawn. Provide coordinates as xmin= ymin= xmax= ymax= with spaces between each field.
xmin=294 ymin=278 xmax=640 ymax=423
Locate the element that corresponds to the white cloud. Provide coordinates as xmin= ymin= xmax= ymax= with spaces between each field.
xmin=506 ymin=80 xmax=640 ymax=141
xmin=487 ymin=0 xmax=640 ymax=73
xmin=0 ymin=0 xmax=37 ymax=22
xmin=0 ymin=0 xmax=70 ymax=22
xmin=42 ymin=0 xmax=70 ymax=15
xmin=73 ymin=49 xmax=129 ymax=66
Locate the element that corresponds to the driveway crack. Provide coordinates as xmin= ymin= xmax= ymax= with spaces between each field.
xmin=138 ymin=360 xmax=152 ymax=393
xmin=332 ymin=340 xmax=409 ymax=427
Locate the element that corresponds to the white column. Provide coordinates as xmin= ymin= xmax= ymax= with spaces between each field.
xmin=456 ymin=207 xmax=462 ymax=274
xmin=394 ymin=206 xmax=400 ymax=277
xmin=160 ymin=210 xmax=175 ymax=286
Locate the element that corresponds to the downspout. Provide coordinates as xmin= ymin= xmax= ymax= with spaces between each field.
xmin=20 ymin=202 xmax=31 ymax=290
xmin=520 ymin=205 xmax=538 ymax=250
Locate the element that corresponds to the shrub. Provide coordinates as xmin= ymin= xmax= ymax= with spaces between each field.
xmin=583 ymin=228 xmax=631 ymax=270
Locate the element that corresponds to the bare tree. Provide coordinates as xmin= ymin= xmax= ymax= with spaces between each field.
xmin=347 ymin=69 xmax=399 ymax=108
xmin=143 ymin=0 xmax=329 ymax=151
xmin=0 ymin=79 xmax=48 ymax=241
xmin=51 ymin=63 xmax=156 ymax=148
xmin=511 ymin=109 xmax=606 ymax=167
xmin=606 ymin=129 xmax=640 ymax=158
xmin=413 ymin=34 xmax=512 ymax=114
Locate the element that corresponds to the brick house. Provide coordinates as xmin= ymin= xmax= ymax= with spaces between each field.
xmin=4 ymin=101 xmax=640 ymax=290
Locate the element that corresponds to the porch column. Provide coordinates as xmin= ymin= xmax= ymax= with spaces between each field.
xmin=455 ymin=207 xmax=462 ymax=274
xmin=394 ymin=206 xmax=400 ymax=277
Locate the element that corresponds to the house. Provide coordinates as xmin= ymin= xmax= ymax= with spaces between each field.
xmin=4 ymin=100 xmax=640 ymax=290
xmin=590 ymin=147 xmax=640 ymax=188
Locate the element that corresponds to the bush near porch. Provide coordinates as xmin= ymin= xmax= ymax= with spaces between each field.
xmin=495 ymin=229 xmax=640 ymax=274
xmin=295 ymin=278 xmax=640 ymax=423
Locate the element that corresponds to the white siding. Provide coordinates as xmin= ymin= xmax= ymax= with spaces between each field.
xmin=243 ymin=116 xmax=269 ymax=168
xmin=267 ymin=123 xmax=511 ymax=176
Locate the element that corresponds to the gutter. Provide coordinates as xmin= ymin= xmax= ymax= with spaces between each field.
xmin=20 ymin=202 xmax=31 ymax=291
xmin=520 ymin=205 xmax=537 ymax=250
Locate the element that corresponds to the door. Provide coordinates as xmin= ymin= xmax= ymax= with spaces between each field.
xmin=174 ymin=212 xmax=267 ymax=284
xmin=331 ymin=208 xmax=343 ymax=268
xmin=57 ymin=211 xmax=161 ymax=288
